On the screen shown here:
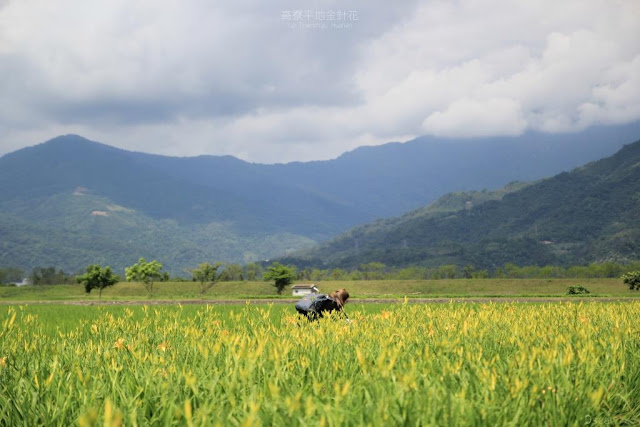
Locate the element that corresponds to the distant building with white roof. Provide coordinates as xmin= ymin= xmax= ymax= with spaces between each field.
xmin=291 ymin=284 xmax=319 ymax=296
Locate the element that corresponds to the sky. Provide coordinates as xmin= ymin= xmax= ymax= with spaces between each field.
xmin=0 ymin=0 xmax=639 ymax=163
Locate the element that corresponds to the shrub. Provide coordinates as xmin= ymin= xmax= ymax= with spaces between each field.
xmin=567 ymin=285 xmax=590 ymax=295
xmin=621 ymin=271 xmax=640 ymax=290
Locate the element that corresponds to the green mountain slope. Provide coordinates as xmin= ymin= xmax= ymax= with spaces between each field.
xmin=3 ymin=123 xmax=639 ymax=236
xmin=0 ymin=192 xmax=314 ymax=274
xmin=280 ymin=142 xmax=640 ymax=270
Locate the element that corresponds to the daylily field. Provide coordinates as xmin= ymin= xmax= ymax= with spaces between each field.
xmin=1 ymin=302 xmax=639 ymax=425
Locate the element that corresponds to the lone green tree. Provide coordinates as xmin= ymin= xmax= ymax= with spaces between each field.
xmin=125 ymin=258 xmax=164 ymax=296
xmin=622 ymin=271 xmax=640 ymax=290
xmin=190 ymin=262 xmax=222 ymax=295
xmin=263 ymin=262 xmax=296 ymax=294
xmin=76 ymin=265 xmax=119 ymax=298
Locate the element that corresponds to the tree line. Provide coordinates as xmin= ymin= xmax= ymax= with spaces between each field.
xmin=0 ymin=267 xmax=76 ymax=286
xmin=293 ymin=261 xmax=640 ymax=281
xmin=3 ymin=261 xmax=640 ymax=287
xmin=74 ymin=259 xmax=295 ymax=297
xmin=0 ymin=262 xmax=262 ymax=286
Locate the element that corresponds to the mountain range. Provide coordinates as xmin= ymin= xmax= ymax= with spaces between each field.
xmin=280 ymin=138 xmax=640 ymax=270
xmin=1 ymin=121 xmax=639 ymax=274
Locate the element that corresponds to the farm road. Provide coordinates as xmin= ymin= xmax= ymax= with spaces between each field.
xmin=1 ymin=297 xmax=636 ymax=305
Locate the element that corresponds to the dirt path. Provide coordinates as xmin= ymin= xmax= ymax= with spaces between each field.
xmin=1 ymin=297 xmax=637 ymax=306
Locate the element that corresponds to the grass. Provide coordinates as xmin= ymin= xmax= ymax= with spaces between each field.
xmin=0 ymin=278 xmax=637 ymax=302
xmin=1 ymin=303 xmax=393 ymax=335
xmin=1 ymin=302 xmax=639 ymax=425
xmin=323 ymin=278 xmax=633 ymax=298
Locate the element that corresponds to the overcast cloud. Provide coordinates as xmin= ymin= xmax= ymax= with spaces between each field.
xmin=0 ymin=0 xmax=638 ymax=163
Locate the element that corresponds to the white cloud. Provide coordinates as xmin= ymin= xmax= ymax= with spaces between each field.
xmin=354 ymin=0 xmax=640 ymax=139
xmin=577 ymin=55 xmax=640 ymax=127
xmin=422 ymin=98 xmax=526 ymax=137
xmin=0 ymin=0 xmax=638 ymax=162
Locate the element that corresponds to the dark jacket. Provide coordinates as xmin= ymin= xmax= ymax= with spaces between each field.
xmin=295 ymin=294 xmax=343 ymax=319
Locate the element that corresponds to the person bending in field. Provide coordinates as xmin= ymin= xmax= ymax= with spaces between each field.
xmin=295 ymin=288 xmax=350 ymax=321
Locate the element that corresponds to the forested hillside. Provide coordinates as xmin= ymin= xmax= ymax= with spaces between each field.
xmin=280 ymin=141 xmax=640 ymax=270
